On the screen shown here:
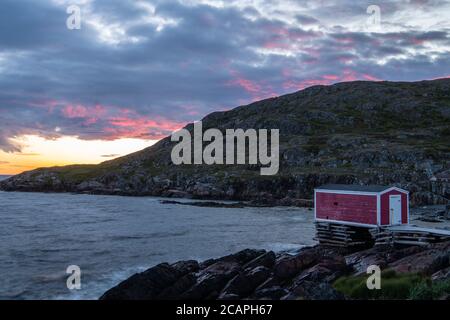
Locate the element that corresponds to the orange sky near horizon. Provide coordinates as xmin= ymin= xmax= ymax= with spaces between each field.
xmin=0 ymin=135 xmax=157 ymax=175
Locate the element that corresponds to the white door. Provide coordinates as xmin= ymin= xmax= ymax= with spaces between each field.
xmin=389 ymin=195 xmax=402 ymax=225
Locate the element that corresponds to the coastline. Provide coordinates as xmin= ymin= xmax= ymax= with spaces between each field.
xmin=0 ymin=184 xmax=314 ymax=208
xmin=1 ymin=185 xmax=448 ymax=226
xmin=100 ymin=241 xmax=450 ymax=300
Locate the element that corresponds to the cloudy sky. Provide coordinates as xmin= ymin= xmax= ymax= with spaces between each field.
xmin=0 ymin=0 xmax=449 ymax=174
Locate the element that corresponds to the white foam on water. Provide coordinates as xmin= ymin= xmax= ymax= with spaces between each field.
xmin=0 ymin=192 xmax=316 ymax=299
xmin=52 ymin=265 xmax=149 ymax=300
xmin=258 ymin=242 xmax=308 ymax=254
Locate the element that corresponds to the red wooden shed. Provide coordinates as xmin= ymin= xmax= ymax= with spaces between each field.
xmin=314 ymin=184 xmax=409 ymax=227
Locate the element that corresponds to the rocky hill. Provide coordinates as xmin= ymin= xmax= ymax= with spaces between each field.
xmin=1 ymin=79 xmax=449 ymax=206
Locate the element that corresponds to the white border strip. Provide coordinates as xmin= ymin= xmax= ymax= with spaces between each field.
xmin=314 ymin=189 xmax=379 ymax=196
xmin=315 ymin=218 xmax=376 ymax=228
xmin=314 ymin=186 xmax=409 ymax=196
xmin=377 ymin=193 xmax=381 ymax=226
xmin=406 ymin=192 xmax=410 ymax=224
xmin=379 ymin=186 xmax=409 ymax=195
xmin=314 ymin=189 xmax=317 ymax=220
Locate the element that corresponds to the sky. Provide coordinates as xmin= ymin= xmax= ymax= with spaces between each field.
xmin=0 ymin=0 xmax=449 ymax=174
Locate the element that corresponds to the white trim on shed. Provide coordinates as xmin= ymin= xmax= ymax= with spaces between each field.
xmin=315 ymin=218 xmax=376 ymax=228
xmin=313 ymin=189 xmax=379 ymax=195
xmin=314 ymin=186 xmax=408 ymax=196
xmin=379 ymin=187 xmax=409 ymax=195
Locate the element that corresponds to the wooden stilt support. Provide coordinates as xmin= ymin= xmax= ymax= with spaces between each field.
xmin=315 ymin=222 xmax=450 ymax=248
xmin=371 ymin=225 xmax=450 ymax=246
xmin=315 ymin=221 xmax=374 ymax=248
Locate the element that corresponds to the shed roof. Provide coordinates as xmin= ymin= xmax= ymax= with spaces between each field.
xmin=315 ymin=184 xmax=391 ymax=192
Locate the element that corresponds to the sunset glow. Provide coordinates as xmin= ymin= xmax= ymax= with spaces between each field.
xmin=0 ymin=135 xmax=157 ymax=175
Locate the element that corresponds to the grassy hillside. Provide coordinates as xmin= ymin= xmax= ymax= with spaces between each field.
xmin=2 ymin=79 xmax=449 ymax=206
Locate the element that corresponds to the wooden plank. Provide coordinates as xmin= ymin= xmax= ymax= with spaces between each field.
xmin=370 ymin=224 xmax=450 ymax=247
xmin=386 ymin=225 xmax=450 ymax=236
xmin=318 ymin=238 xmax=363 ymax=245
xmin=315 ymin=221 xmax=375 ymax=247
xmin=390 ymin=240 xmax=431 ymax=246
xmin=392 ymin=235 xmax=435 ymax=241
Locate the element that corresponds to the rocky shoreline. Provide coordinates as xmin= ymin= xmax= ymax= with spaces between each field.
xmin=100 ymin=241 xmax=450 ymax=300
xmin=159 ymin=198 xmax=313 ymax=208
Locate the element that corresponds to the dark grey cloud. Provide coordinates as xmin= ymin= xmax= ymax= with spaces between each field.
xmin=0 ymin=0 xmax=449 ymax=152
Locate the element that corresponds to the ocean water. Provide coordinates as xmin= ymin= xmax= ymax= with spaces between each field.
xmin=0 ymin=186 xmax=316 ymax=299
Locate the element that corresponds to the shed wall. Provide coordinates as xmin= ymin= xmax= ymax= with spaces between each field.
xmin=315 ymin=192 xmax=378 ymax=225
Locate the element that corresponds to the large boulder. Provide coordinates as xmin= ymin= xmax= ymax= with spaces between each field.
xmin=243 ymin=251 xmax=276 ymax=270
xmin=200 ymin=249 xmax=266 ymax=269
xmin=273 ymin=247 xmax=322 ymax=279
xmin=345 ymin=245 xmax=424 ymax=275
xmin=218 ymin=266 xmax=272 ymax=299
xmin=431 ymin=266 xmax=450 ymax=283
xmin=157 ymin=274 xmax=197 ymax=299
xmin=282 ymin=281 xmax=344 ymax=300
xmin=388 ymin=242 xmax=450 ymax=275
xmin=291 ymin=257 xmax=348 ymax=284
xmin=100 ymin=263 xmax=183 ymax=300
xmin=180 ymin=261 xmax=241 ymax=300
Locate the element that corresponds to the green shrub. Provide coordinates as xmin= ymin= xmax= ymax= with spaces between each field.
xmin=409 ymin=280 xmax=433 ymax=300
xmin=333 ymin=270 xmax=422 ymax=300
xmin=380 ymin=275 xmax=422 ymax=299
xmin=410 ymin=279 xmax=450 ymax=300
xmin=334 ymin=270 xmax=450 ymax=300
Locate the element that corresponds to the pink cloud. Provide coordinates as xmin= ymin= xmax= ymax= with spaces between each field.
xmin=29 ymin=99 xmax=187 ymax=141
xmin=227 ymin=75 xmax=262 ymax=95
xmin=263 ymin=41 xmax=291 ymax=50
xmin=430 ymin=75 xmax=450 ymax=80
xmin=226 ymin=70 xmax=278 ymax=102
xmin=63 ymin=105 xmax=87 ymax=118
xmin=283 ymin=78 xmax=332 ymax=91
xmin=323 ymin=74 xmax=339 ymax=80
xmin=362 ymin=73 xmax=382 ymax=81
xmin=181 ymin=105 xmax=200 ymax=116
xmin=411 ymin=38 xmax=425 ymax=46
xmin=283 ymin=70 xmax=382 ymax=91
xmin=282 ymin=68 xmax=292 ymax=77
xmin=340 ymin=69 xmax=358 ymax=82
xmin=28 ymin=99 xmax=60 ymax=113
xmin=334 ymin=36 xmax=354 ymax=44
xmin=105 ymin=116 xmax=185 ymax=140
xmin=261 ymin=25 xmax=322 ymax=51
xmin=62 ymin=104 xmax=106 ymax=125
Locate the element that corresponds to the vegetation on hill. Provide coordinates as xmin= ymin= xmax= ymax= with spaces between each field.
xmin=1 ymin=79 xmax=449 ymax=206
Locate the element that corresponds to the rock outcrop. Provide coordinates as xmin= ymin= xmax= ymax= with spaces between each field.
xmin=1 ymin=79 xmax=449 ymax=206
xmin=99 ymin=241 xmax=450 ymax=300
